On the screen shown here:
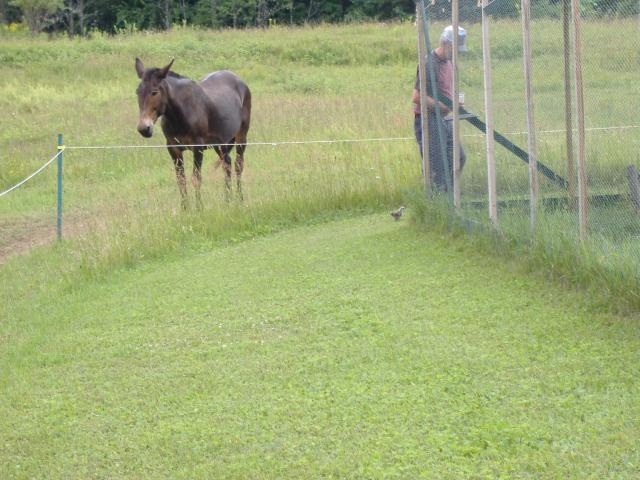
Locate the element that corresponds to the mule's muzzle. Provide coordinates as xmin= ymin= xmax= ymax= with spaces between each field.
xmin=137 ymin=123 xmax=153 ymax=138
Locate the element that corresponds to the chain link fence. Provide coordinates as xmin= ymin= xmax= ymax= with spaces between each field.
xmin=420 ymin=0 xmax=640 ymax=289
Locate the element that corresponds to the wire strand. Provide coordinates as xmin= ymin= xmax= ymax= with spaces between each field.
xmin=63 ymin=124 xmax=640 ymax=149
xmin=64 ymin=136 xmax=415 ymax=150
xmin=0 ymin=149 xmax=63 ymax=198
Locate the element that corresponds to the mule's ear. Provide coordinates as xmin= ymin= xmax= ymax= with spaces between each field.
xmin=135 ymin=57 xmax=145 ymax=79
xmin=158 ymin=58 xmax=174 ymax=79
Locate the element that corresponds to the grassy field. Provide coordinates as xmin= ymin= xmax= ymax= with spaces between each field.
xmin=0 ymin=19 xmax=637 ymax=265
xmin=0 ymin=22 xmax=421 ymax=272
xmin=1 ymin=18 xmax=637 ymax=203
xmin=0 ymin=19 xmax=637 ymax=274
xmin=1 ymin=19 xmax=640 ymax=477
xmin=2 ymin=215 xmax=640 ymax=478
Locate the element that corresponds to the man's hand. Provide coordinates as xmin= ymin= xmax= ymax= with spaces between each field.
xmin=412 ymin=88 xmax=421 ymax=105
xmin=423 ymin=95 xmax=451 ymax=115
xmin=436 ymin=102 xmax=451 ymax=115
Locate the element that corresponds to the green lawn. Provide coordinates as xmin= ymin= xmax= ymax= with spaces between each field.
xmin=2 ymin=214 xmax=639 ymax=478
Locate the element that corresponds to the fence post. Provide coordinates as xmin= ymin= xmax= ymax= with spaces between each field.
xmin=422 ymin=2 xmax=453 ymax=205
xmin=452 ymin=0 xmax=461 ymax=209
xmin=521 ymin=0 xmax=538 ymax=235
xmin=57 ymin=133 xmax=63 ymax=241
xmin=417 ymin=2 xmax=431 ymax=196
xmin=571 ymin=0 xmax=588 ymax=240
xmin=481 ymin=0 xmax=498 ymax=227
xmin=562 ymin=0 xmax=575 ymax=206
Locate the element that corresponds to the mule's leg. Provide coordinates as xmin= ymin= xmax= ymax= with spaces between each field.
xmin=235 ymin=95 xmax=251 ymax=202
xmin=214 ymin=145 xmax=233 ymax=202
xmin=234 ymin=141 xmax=246 ymax=202
xmin=192 ymin=147 xmax=204 ymax=210
xmin=168 ymin=146 xmax=188 ymax=209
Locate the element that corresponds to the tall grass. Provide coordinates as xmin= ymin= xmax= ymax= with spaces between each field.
xmin=409 ymin=189 xmax=640 ymax=313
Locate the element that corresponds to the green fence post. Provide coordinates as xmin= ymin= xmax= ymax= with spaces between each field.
xmin=57 ymin=133 xmax=63 ymax=241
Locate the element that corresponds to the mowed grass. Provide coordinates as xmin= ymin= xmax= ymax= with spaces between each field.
xmin=2 ymin=214 xmax=640 ymax=478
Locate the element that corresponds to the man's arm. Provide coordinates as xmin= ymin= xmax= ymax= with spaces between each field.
xmin=412 ymin=88 xmax=451 ymax=115
xmin=412 ymin=88 xmax=420 ymax=105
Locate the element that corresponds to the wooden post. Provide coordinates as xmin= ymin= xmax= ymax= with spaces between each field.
xmin=482 ymin=0 xmax=498 ymax=226
xmin=417 ymin=2 xmax=431 ymax=195
xmin=571 ymin=0 xmax=588 ymax=239
xmin=627 ymin=165 xmax=640 ymax=212
xmin=521 ymin=0 xmax=538 ymax=234
xmin=452 ymin=0 xmax=461 ymax=208
xmin=563 ymin=0 xmax=575 ymax=205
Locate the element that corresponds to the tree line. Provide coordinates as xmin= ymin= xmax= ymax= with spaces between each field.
xmin=1 ymin=0 xmax=635 ymax=35
xmin=2 ymin=0 xmax=415 ymax=34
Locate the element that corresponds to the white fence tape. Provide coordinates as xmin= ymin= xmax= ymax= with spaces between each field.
xmin=64 ymin=136 xmax=414 ymax=150
xmin=0 ymin=149 xmax=63 ymax=198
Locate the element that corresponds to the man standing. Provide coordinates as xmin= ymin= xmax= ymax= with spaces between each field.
xmin=413 ymin=25 xmax=468 ymax=191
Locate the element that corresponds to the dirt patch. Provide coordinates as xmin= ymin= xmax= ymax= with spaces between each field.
xmin=0 ymin=215 xmax=87 ymax=265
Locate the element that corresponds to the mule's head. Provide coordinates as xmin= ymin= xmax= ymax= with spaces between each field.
xmin=135 ymin=57 xmax=174 ymax=138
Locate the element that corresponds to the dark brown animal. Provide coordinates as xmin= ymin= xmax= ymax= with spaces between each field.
xmin=135 ymin=58 xmax=251 ymax=207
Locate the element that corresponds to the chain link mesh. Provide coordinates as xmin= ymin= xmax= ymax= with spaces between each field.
xmin=422 ymin=0 xmax=640 ymax=278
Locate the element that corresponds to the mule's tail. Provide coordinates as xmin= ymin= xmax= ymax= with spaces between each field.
xmin=212 ymin=143 xmax=233 ymax=171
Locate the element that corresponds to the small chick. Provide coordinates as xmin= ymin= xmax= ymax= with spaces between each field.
xmin=390 ymin=206 xmax=405 ymax=221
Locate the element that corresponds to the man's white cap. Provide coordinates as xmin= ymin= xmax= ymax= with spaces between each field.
xmin=441 ymin=25 xmax=468 ymax=52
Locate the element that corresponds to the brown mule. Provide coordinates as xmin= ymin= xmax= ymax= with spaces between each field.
xmin=135 ymin=58 xmax=251 ymax=208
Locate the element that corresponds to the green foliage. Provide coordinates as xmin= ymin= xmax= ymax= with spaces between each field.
xmin=0 ymin=0 xmax=22 ymax=23
xmin=583 ymin=0 xmax=640 ymax=15
xmin=3 ymin=0 xmax=637 ymax=34
xmin=5 ymin=0 xmax=424 ymax=33
xmin=9 ymin=0 xmax=63 ymax=32
xmin=3 ymin=0 xmax=639 ymax=35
